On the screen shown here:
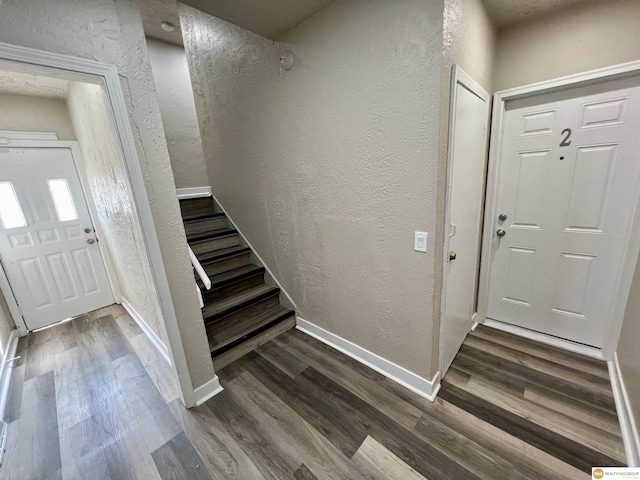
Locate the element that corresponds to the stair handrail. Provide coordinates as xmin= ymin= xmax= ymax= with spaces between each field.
xmin=188 ymin=245 xmax=212 ymax=290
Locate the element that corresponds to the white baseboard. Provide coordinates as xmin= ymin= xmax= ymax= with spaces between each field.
xmin=176 ymin=186 xmax=212 ymax=199
xmin=610 ymin=353 xmax=640 ymax=466
xmin=192 ymin=375 xmax=223 ymax=407
xmin=483 ymin=319 xmax=604 ymax=360
xmin=0 ymin=330 xmax=19 ymax=420
xmin=121 ymin=298 xmax=172 ymax=366
xmin=296 ymin=317 xmax=440 ymax=401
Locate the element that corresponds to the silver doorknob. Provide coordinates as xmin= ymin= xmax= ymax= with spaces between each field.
xmin=496 ymin=229 xmax=506 ymax=237
xmin=449 ymin=251 xmax=457 ymax=260
xmin=87 ymin=238 xmax=96 ymax=244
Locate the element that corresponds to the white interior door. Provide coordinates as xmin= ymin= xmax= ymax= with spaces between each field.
xmin=487 ymin=76 xmax=640 ymax=347
xmin=441 ymin=69 xmax=490 ymax=375
xmin=0 ymin=147 xmax=114 ymax=331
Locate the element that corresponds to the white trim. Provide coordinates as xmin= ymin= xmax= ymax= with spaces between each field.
xmin=478 ymin=60 xmax=640 ymax=360
xmin=189 ymin=245 xmax=211 ymax=290
xmin=610 ymin=353 xmax=640 ymax=467
xmin=192 ymin=375 xmax=223 ymax=406
xmin=0 ymin=260 xmax=26 ymax=337
xmin=0 ymin=330 xmax=19 ymax=419
xmin=213 ymin=194 xmax=298 ymax=311
xmin=0 ymin=328 xmax=19 ymax=465
xmin=0 ymin=41 xmax=210 ymax=408
xmin=0 ymin=131 xmax=57 ymax=141
xmin=296 ymin=317 xmax=440 ymax=401
xmin=483 ymin=319 xmax=604 ymax=360
xmin=494 ymin=60 xmax=640 ymax=100
xmin=439 ymin=65 xmax=490 ymax=376
xmin=121 ymin=297 xmax=172 ymax=366
xmin=176 ymin=186 xmax=212 ymax=199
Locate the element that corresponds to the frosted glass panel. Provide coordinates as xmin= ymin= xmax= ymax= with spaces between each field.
xmin=0 ymin=182 xmax=27 ymax=229
xmin=48 ymin=179 xmax=78 ymax=222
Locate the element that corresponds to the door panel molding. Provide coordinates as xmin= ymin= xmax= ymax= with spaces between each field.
xmin=478 ymin=59 xmax=640 ymax=361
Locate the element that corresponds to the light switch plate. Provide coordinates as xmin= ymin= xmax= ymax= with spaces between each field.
xmin=414 ymin=231 xmax=427 ymax=253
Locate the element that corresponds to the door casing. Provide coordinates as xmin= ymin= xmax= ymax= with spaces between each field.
xmin=0 ymin=41 xmax=212 ymax=408
xmin=478 ymin=60 xmax=640 ymax=361
xmin=0 ymin=138 xmax=122 ymax=334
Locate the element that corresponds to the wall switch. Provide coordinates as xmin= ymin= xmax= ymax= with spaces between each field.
xmin=414 ymin=231 xmax=428 ymax=253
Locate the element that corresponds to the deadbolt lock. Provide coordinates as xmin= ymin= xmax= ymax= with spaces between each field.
xmin=498 ymin=213 xmax=507 ymax=221
xmin=84 ymin=228 xmax=92 ymax=233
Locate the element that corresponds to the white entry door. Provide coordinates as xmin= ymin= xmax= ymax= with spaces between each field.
xmin=441 ymin=69 xmax=490 ymax=375
xmin=0 ymin=147 xmax=114 ymax=331
xmin=487 ymin=76 xmax=640 ymax=347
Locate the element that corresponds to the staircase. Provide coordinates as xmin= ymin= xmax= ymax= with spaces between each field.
xmin=180 ymin=196 xmax=296 ymax=369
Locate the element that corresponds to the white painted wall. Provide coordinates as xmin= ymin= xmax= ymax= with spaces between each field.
xmin=67 ymin=81 xmax=168 ymax=345
xmin=146 ymin=38 xmax=209 ymax=189
xmin=181 ymin=0 xmax=444 ymax=378
xmin=618 ymin=251 xmax=640 ymax=443
xmin=493 ymin=0 xmax=640 ymax=91
xmin=0 ymin=0 xmax=214 ymax=390
xmin=0 ymin=92 xmax=76 ymax=140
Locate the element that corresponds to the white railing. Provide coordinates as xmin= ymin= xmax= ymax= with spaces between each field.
xmin=188 ymin=245 xmax=211 ymax=308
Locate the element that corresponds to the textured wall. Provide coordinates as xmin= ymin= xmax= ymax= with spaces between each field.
xmin=442 ymin=0 xmax=496 ymax=92
xmin=493 ymin=0 xmax=640 ymax=90
xmin=618 ymin=251 xmax=640 ymax=440
xmin=67 ymin=81 xmax=167 ymax=345
xmin=0 ymin=93 xmax=76 ymax=140
xmin=0 ymin=287 xmax=16 ymax=361
xmin=0 ymin=0 xmax=214 ymax=389
xmin=181 ymin=0 xmax=444 ymax=378
xmin=146 ymin=38 xmax=209 ymax=189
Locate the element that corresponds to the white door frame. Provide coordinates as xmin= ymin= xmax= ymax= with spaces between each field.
xmin=439 ymin=65 xmax=491 ymax=373
xmin=0 ymin=139 xmax=123 ymax=335
xmin=0 ymin=41 xmax=200 ymax=407
xmin=478 ymin=60 xmax=640 ymax=361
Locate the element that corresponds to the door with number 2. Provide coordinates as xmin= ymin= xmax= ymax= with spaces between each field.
xmin=488 ymin=76 xmax=640 ymax=347
xmin=0 ymin=148 xmax=114 ymax=331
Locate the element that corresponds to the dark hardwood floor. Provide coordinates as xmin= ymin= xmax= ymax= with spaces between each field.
xmin=1 ymin=307 xmax=625 ymax=479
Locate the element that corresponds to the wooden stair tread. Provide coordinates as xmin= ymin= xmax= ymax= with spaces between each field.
xmin=198 ymin=245 xmax=251 ymax=265
xmin=202 ymin=283 xmax=279 ymax=322
xmin=199 ymin=264 xmax=265 ymax=290
xmin=187 ymin=227 xmax=237 ymax=243
xmin=183 ymin=212 xmax=225 ymax=223
xmin=208 ymin=304 xmax=294 ymax=356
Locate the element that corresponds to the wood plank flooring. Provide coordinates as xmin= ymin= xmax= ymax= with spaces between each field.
xmin=1 ymin=309 xmax=625 ymax=479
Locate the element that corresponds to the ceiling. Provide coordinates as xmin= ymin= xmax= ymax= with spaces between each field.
xmin=0 ymin=70 xmax=69 ymax=98
xmin=139 ymin=0 xmax=184 ymax=46
xmin=139 ymin=0 xmax=591 ymax=45
xmin=140 ymin=0 xmax=336 ymax=43
xmin=482 ymin=0 xmax=588 ymax=27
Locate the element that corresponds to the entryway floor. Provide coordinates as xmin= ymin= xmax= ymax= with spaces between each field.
xmin=1 ymin=307 xmax=624 ymax=479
